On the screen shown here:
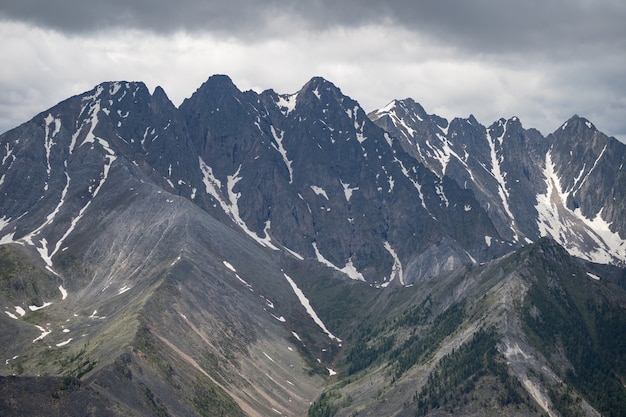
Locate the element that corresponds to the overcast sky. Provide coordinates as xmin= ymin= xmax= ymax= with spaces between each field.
xmin=1 ymin=1 xmax=625 ymax=141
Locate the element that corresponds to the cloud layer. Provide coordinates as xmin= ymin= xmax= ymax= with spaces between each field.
xmin=1 ymin=1 xmax=625 ymax=140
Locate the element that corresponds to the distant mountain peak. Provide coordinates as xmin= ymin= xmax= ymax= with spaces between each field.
xmin=297 ymin=76 xmax=354 ymax=107
xmin=302 ymin=76 xmax=338 ymax=91
xmin=369 ymin=98 xmax=427 ymax=120
xmin=152 ymin=85 xmax=168 ymax=100
xmin=204 ymin=73 xmax=236 ymax=86
xmin=183 ymin=74 xmax=240 ymax=104
xmin=560 ymin=114 xmax=596 ymax=132
xmin=91 ymin=80 xmax=148 ymax=97
xmin=150 ymin=85 xmax=175 ymax=112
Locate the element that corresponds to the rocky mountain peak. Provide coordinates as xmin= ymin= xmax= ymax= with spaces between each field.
xmin=300 ymin=76 xmax=341 ymax=97
xmin=180 ymin=75 xmax=247 ymax=116
xmin=87 ymin=81 xmax=151 ymax=104
xmin=191 ymin=73 xmax=238 ymax=95
xmin=150 ymin=85 xmax=175 ymax=112
xmin=368 ymin=98 xmax=446 ymax=131
xmin=487 ymin=116 xmax=525 ymax=142
xmin=298 ymin=78 xmax=365 ymax=122
xmin=559 ymin=114 xmax=596 ymax=134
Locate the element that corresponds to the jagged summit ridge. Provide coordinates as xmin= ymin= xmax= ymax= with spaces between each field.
xmin=371 ymin=96 xmax=626 ymax=265
xmin=1 ymin=75 xmax=625 ymax=287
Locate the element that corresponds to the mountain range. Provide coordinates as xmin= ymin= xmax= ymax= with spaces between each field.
xmin=1 ymin=74 xmax=625 ymax=417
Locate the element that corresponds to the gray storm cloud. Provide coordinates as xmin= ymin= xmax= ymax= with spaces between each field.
xmin=3 ymin=1 xmax=625 ymax=53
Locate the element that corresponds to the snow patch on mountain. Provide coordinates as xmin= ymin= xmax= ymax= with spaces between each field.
xmin=22 ymin=90 xmax=119 ymax=274
xmin=392 ymin=157 xmax=431 ymax=216
xmin=20 ymin=171 xmax=71 ymax=274
xmin=236 ymin=273 xmax=253 ymax=290
xmin=375 ymin=101 xmax=418 ymax=138
xmin=310 ymin=185 xmax=329 ymax=200
xmin=435 ymin=182 xmax=449 ymax=207
xmin=223 ymin=260 xmax=237 ymax=272
xmin=4 ymin=310 xmax=18 ymax=320
xmin=433 ymin=132 xmax=476 ymax=181
xmin=0 ymin=232 xmax=15 ymax=245
xmin=109 ymin=82 xmax=125 ymax=97
xmin=374 ymin=100 xmax=397 ymax=117
xmin=567 ymin=144 xmax=607 ymax=195
xmin=222 ymin=261 xmax=254 ymax=290
xmin=282 ymin=245 xmax=305 ymax=260
xmin=56 ymin=338 xmax=73 ymax=347
xmin=43 ymin=114 xmax=61 ymax=187
xmin=270 ymin=126 xmax=293 ymax=183
xmin=29 ymin=302 xmax=52 ymax=312
xmin=51 ymin=145 xmax=116 ymax=263
xmin=586 ymin=272 xmax=601 ymax=281
xmin=312 ymin=242 xmax=365 ymax=281
xmin=7 ymin=105 xmax=117 ymax=270
xmin=339 ymin=181 xmax=358 ymax=201
xmin=383 ymin=241 xmax=404 ymax=286
xmin=199 ymin=158 xmax=279 ymax=250
xmin=271 ymin=314 xmax=286 ymax=323
xmin=0 ymin=216 xmax=9 ymax=234
xmin=486 ymin=124 xmax=519 ymax=242
xmin=1 ymin=142 xmax=15 ymax=167
xmin=33 ymin=325 xmax=52 ymax=343
xmin=75 ymin=98 xmax=102 ymax=150
xmin=536 ymin=151 xmax=626 ymax=264
xmin=283 ymin=272 xmax=341 ymax=342
xmin=276 ymin=93 xmax=298 ymax=116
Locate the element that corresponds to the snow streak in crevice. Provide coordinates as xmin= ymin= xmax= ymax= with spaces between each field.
xmin=310 ymin=185 xmax=329 ymax=200
xmin=43 ymin=114 xmax=61 ymax=190
xmin=568 ymin=144 xmax=607 ymax=195
xmin=382 ymin=241 xmax=404 ymax=286
xmin=21 ymin=169 xmax=71 ymax=275
xmin=71 ymin=86 xmax=105 ymax=154
xmin=283 ymin=272 xmax=341 ymax=342
xmin=199 ymin=158 xmax=279 ymax=250
xmin=312 ymin=242 xmax=364 ymax=281
xmin=270 ymin=126 xmax=293 ymax=183
xmin=392 ymin=157 xmax=433 ymax=218
xmin=486 ymin=124 xmax=519 ymax=242
xmin=21 ymin=99 xmax=117 ymax=274
xmin=432 ymin=132 xmax=475 ymax=181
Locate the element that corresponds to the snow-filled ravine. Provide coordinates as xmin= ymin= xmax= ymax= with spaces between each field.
xmin=283 ymin=272 xmax=341 ymax=343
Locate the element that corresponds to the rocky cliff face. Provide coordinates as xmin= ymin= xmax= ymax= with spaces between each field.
xmin=176 ymin=75 xmax=505 ymax=285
